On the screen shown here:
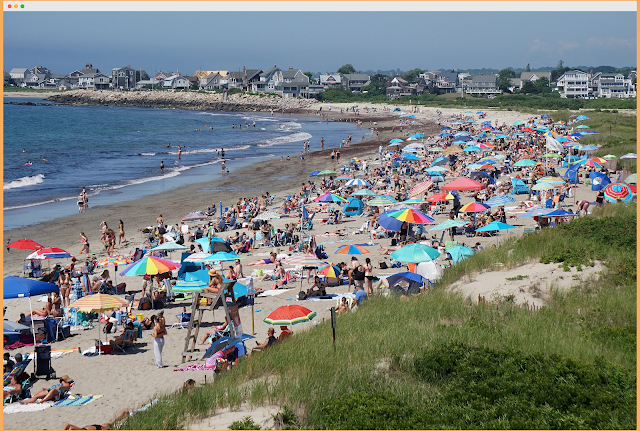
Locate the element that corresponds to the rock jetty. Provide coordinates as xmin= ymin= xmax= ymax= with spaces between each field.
xmin=46 ymin=90 xmax=319 ymax=112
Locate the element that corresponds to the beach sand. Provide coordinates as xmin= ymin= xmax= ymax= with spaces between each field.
xmin=2 ymin=103 xmax=604 ymax=430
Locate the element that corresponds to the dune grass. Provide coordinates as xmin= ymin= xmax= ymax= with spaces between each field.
xmin=120 ymin=204 xmax=636 ymax=430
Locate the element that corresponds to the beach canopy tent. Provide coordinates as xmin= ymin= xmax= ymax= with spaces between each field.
xmin=564 ymin=164 xmax=580 ymax=184
xmin=383 ymin=272 xmax=425 ymax=296
xmin=195 ymin=237 xmax=231 ymax=254
xmin=342 ymin=197 xmax=364 ymax=216
xmin=441 ymin=178 xmax=484 ymax=191
xmin=509 ymin=177 xmax=530 ymax=194
xmin=4 ymin=277 xmax=60 ymax=357
xmin=589 ymin=172 xmax=611 ymax=191
xmin=469 ymin=171 xmax=495 ymax=185
xmin=446 ymin=245 xmax=475 ymax=264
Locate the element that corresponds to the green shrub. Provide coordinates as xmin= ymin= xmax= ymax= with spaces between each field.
xmin=229 ymin=416 xmax=261 ymax=430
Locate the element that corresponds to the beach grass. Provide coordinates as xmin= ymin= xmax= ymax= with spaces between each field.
xmin=120 ymin=203 xmax=636 ymax=430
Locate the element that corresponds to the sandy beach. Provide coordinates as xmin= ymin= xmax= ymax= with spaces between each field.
xmin=2 ymin=102 xmax=609 ymax=430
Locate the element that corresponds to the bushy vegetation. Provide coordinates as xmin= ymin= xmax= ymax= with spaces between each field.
xmin=120 ymin=204 xmax=636 ymax=430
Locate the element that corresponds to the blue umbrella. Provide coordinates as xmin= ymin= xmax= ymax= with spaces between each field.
xmin=413 ymin=133 xmax=425 ymax=138
xmin=309 ymin=170 xmax=320 ymax=176
xmin=463 ymin=146 xmax=481 ymax=152
xmin=440 ymin=126 xmax=451 ymax=131
xmin=475 ymin=221 xmax=517 ymax=232
xmin=539 ymin=209 xmax=580 ymax=218
xmin=439 ymin=133 xmax=452 ymax=137
xmin=403 ymin=154 xmax=421 ymax=161
xmin=389 ymin=138 xmax=404 ymax=143
xmin=378 ymin=212 xmax=404 ymax=232
xmin=447 ymin=245 xmax=475 ymax=264
xmin=386 ymin=272 xmax=424 ymax=284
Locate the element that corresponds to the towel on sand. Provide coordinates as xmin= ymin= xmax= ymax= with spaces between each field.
xmin=55 ymin=395 xmax=103 ymax=407
xmin=4 ymin=401 xmax=54 ymax=414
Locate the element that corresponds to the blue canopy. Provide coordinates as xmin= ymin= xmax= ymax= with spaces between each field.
xmin=3 ymin=276 xmax=59 ymax=299
xmin=564 ymin=164 xmax=580 ymax=184
xmin=589 ymin=172 xmax=611 ymax=191
xmin=447 ymin=245 xmax=475 ymax=264
xmin=385 ymin=272 xmax=424 ymax=296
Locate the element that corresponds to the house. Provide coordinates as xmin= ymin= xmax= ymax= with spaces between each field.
xmin=200 ymin=72 xmax=227 ymax=90
xmin=182 ymin=75 xmax=198 ymax=88
xmin=78 ymin=72 xmax=111 ymax=90
xmin=520 ymin=71 xmax=551 ymax=86
xmin=341 ymin=73 xmax=371 ymax=93
xmin=57 ymin=77 xmax=74 ymax=90
xmin=434 ymin=72 xmax=459 ymax=93
xmin=227 ymin=68 xmax=262 ymax=90
xmin=386 ymin=84 xmax=415 ymax=99
xmin=466 ymin=74 xmax=501 ymax=96
xmin=590 ymin=72 xmax=635 ymax=98
xmin=23 ymin=66 xmax=53 ymax=87
xmin=162 ymin=75 xmax=191 ymax=90
xmin=111 ymin=65 xmax=139 ymax=89
xmin=273 ymin=68 xmax=309 ymax=98
xmin=555 ymin=70 xmax=590 ymax=98
xmin=4 ymin=70 xmax=12 ymax=85
xmin=70 ymin=63 xmax=101 ymax=78
xmin=253 ymin=65 xmax=281 ymax=92
xmin=301 ymin=83 xmax=325 ymax=99
xmin=390 ymin=76 xmax=408 ymax=87
xmin=9 ymin=68 xmax=28 ymax=84
xmin=194 ymin=70 xmax=228 ymax=87
xmin=155 ymin=71 xmax=179 ymax=81
xmin=319 ymin=73 xmax=343 ymax=89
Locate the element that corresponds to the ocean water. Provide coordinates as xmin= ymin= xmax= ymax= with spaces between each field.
xmin=3 ymin=98 xmax=361 ymax=229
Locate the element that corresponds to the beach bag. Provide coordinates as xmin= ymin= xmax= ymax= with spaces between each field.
xmin=297 ymin=291 xmax=307 ymax=301
xmin=103 ymin=321 xmax=114 ymax=334
xmin=379 ymin=261 xmax=388 ymax=269
xmin=138 ymin=296 xmax=151 ymax=310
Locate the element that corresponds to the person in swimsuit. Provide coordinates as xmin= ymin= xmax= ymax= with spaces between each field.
xmin=51 ymin=292 xmax=63 ymax=317
xmin=205 ymin=269 xmax=223 ymax=295
xmin=247 ymin=252 xmax=276 ymax=266
xmin=118 ymin=220 xmax=125 ymax=245
xmin=364 ymin=257 xmax=374 ymax=296
xmin=58 ymin=270 xmax=72 ymax=308
xmin=20 ymin=375 xmax=73 ymax=404
xmin=63 ymin=424 xmax=110 ymax=430
xmin=32 ymin=297 xmax=53 ymax=317
xmin=79 ymin=232 xmax=89 ymax=255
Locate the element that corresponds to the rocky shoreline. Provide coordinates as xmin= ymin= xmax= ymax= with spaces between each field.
xmin=45 ymin=89 xmax=319 ymax=112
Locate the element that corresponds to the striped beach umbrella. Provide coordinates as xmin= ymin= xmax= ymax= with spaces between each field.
xmin=386 ymin=208 xmax=435 ymax=224
xmin=314 ymin=192 xmax=348 ymax=203
xmin=485 ymin=195 xmax=516 ymax=207
xmin=602 ymin=183 xmax=634 ymax=203
xmin=352 ymin=189 xmax=377 ymax=197
xmin=537 ymin=176 xmax=565 ymax=184
xmin=183 ymin=252 xmax=213 ymax=262
xmin=264 ymin=305 xmax=317 ymax=326
xmin=335 ymin=244 xmax=370 ymax=255
xmin=513 ymin=159 xmax=537 ymax=167
xmin=317 ymin=170 xmax=338 ymax=176
xmin=428 ymin=219 xmax=468 ymax=231
xmin=531 ymin=182 xmax=557 ymax=191
xmin=26 ymin=247 xmax=73 ymax=260
xmin=318 ymin=264 xmax=341 ymax=279
xmin=172 ymin=279 xmax=207 ymax=293
xmin=368 ymin=195 xmax=397 ymax=206
xmin=283 ymin=254 xmax=324 ymax=267
xmin=620 ymin=153 xmax=637 ymax=160
xmin=459 ymin=202 xmax=490 ymax=213
xmin=334 ymin=175 xmax=353 ymax=180
xmin=120 ymin=256 xmax=180 ymax=276
xmin=345 ymin=178 xmax=370 ymax=187
xmin=409 ymin=180 xmax=434 ymax=197
xmin=603 ymin=154 xmax=619 ymax=160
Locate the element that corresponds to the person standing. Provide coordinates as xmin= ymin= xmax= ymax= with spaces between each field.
xmin=331 ymin=150 xmax=335 ymax=164
xmin=321 ymin=137 xmax=324 ymax=150
xmin=152 ymin=312 xmax=166 ymax=368
xmin=118 ymin=220 xmax=125 ymax=245
xmin=6 ymin=238 xmax=10 ymax=254
xmin=160 ymin=161 xmax=164 ymax=172
xmin=364 ymin=257 xmax=374 ymax=296
xmin=336 ymin=148 xmax=341 ymax=163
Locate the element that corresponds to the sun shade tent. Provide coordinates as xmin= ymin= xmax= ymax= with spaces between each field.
xmin=510 ymin=177 xmax=530 ymax=194
xmin=383 ymin=272 xmax=425 ymax=296
xmin=342 ymin=197 xmax=364 ymax=216
xmin=469 ymin=171 xmax=495 ymax=185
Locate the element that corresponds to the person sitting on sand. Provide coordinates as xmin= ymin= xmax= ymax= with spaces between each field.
xmin=378 ymin=243 xmax=404 ymax=255
xmin=252 ymin=327 xmax=277 ymax=352
xmin=307 ymin=276 xmax=327 ymax=297
xmin=278 ymin=325 xmax=293 ymax=342
xmin=336 ymin=297 xmax=350 ymax=315
xmin=20 ymin=375 xmax=73 ymax=404
xmin=3 ymin=374 xmax=23 ymax=402
xmin=63 ymin=424 xmax=110 ymax=430
xmin=31 ymin=296 xmax=53 ymax=317
xmin=109 ymin=321 xmax=135 ymax=348
xmin=261 ymin=261 xmax=285 ymax=281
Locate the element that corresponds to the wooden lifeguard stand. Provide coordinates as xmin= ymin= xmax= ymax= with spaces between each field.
xmin=181 ymin=280 xmax=238 ymax=363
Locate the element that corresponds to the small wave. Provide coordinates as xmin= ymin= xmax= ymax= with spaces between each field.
xmin=283 ymin=121 xmax=302 ymax=128
xmin=257 ymin=132 xmax=312 ymax=148
xmin=3 ymin=174 xmax=45 ymax=190
xmin=139 ymin=152 xmax=156 ymax=156
xmin=167 ymin=144 xmax=251 ymax=155
xmin=241 ymin=115 xmax=278 ymax=123
xmin=4 ymin=195 xmax=75 ymax=210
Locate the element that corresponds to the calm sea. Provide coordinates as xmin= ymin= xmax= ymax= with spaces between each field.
xmin=3 ymin=97 xmax=361 ymax=229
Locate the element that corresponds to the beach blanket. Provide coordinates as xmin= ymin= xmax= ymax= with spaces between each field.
xmin=258 ymin=288 xmax=293 ymax=297
xmin=173 ymin=364 xmax=215 ymax=372
xmin=3 ymin=401 xmax=54 ymax=414
xmin=55 ymin=395 xmax=103 ymax=407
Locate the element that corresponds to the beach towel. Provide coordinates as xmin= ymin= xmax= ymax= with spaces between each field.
xmin=54 ymin=395 xmax=103 ymax=407
xmin=258 ymin=288 xmax=293 ymax=297
xmin=173 ymin=364 xmax=215 ymax=372
xmin=3 ymin=401 xmax=54 ymax=414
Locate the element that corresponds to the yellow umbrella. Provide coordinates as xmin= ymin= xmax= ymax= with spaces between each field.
xmin=69 ymin=294 xmax=130 ymax=355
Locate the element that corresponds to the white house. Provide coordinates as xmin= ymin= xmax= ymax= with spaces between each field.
xmin=162 ymin=75 xmax=191 ymax=89
xmin=590 ymin=72 xmax=635 ymax=98
xmin=78 ymin=72 xmax=110 ymax=90
xmin=9 ymin=68 xmax=28 ymax=84
xmin=555 ymin=70 xmax=590 ymax=98
xmin=319 ymin=73 xmax=343 ymax=88
xmin=273 ymin=68 xmax=309 ymax=98
xmin=466 ymin=74 xmax=501 ymax=96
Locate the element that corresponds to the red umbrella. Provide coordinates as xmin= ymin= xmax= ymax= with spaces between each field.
xmin=7 ymin=239 xmax=43 ymax=250
xmin=263 ymin=305 xmax=317 ymax=326
xmin=427 ymin=192 xmax=453 ymax=203
xmin=441 ymin=178 xmax=485 ymax=191
xmin=26 ymin=247 xmax=73 ymax=259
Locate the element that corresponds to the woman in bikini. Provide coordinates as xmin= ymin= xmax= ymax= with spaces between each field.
xmin=364 ymin=257 xmax=374 ymax=296
xmin=79 ymin=232 xmax=89 ymax=255
xmin=118 ymin=220 xmax=125 ymax=245
xmin=205 ymin=269 xmax=223 ymax=295
xmin=247 ymin=252 xmax=277 ymax=266
xmin=58 ymin=270 xmax=72 ymax=308
xmin=51 ymin=291 xmax=63 ymax=317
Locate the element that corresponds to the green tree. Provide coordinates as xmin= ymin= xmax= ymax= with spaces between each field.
xmin=337 ymin=64 xmax=356 ymax=74
xmin=497 ymin=68 xmax=516 ymax=92
xmin=370 ymin=74 xmax=388 ymax=84
xmin=362 ymin=81 xmax=386 ymax=96
xmin=404 ymin=68 xmax=424 ymax=83
xmin=521 ymin=81 xmax=536 ymax=94
xmin=303 ymin=71 xmax=314 ymax=83
xmin=557 ymin=60 xmax=564 ymax=70
xmin=534 ymin=76 xmax=551 ymax=93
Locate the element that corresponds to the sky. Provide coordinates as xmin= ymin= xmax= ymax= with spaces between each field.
xmin=3 ymin=10 xmax=637 ymax=75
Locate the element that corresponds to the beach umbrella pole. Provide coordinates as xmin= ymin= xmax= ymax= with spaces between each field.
xmin=28 ymin=297 xmax=37 ymax=374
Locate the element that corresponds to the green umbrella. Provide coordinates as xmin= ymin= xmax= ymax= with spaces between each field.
xmin=531 ymin=182 xmax=556 ymax=191
xmin=513 ymin=159 xmax=537 ymax=167
xmin=624 ymin=173 xmax=637 ymax=184
xmin=447 ymin=245 xmax=475 ymax=264
xmin=390 ymin=243 xmax=440 ymax=263
xmin=541 ymin=153 xmax=562 ymax=158
xmin=318 ymin=170 xmax=337 ymax=175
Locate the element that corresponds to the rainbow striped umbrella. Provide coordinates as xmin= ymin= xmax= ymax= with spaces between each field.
xmin=459 ymin=202 xmax=490 ymax=213
xmin=335 ymin=175 xmax=353 ymax=180
xmin=409 ymin=180 xmax=434 ymax=197
xmin=386 ymin=208 xmax=435 ymax=224
xmin=120 ymin=256 xmax=180 ymax=276
xmin=183 ymin=252 xmax=213 ymax=262
xmin=314 ymin=192 xmax=348 ymax=203
xmin=603 ymin=183 xmax=634 ymax=203
xmin=264 ymin=305 xmax=317 ymax=326
xmin=318 ymin=264 xmax=342 ymax=279
xmin=335 ymin=244 xmax=370 ymax=255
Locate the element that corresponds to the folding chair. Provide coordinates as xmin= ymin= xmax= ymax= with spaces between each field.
xmin=112 ymin=328 xmax=135 ymax=354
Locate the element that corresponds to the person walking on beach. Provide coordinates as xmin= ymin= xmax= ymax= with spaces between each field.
xmin=118 ymin=220 xmax=125 ymax=245
xmin=300 ymin=151 xmax=305 ymax=163
xmin=336 ymin=148 xmax=341 ymax=163
xmin=221 ymin=161 xmax=226 ymax=173
xmin=152 ymin=311 xmax=166 ymax=368
xmin=331 ymin=150 xmax=335 ymax=164
xmin=221 ymin=148 xmax=225 ymax=159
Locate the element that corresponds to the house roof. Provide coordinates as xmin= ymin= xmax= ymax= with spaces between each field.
xmin=520 ymin=71 xmax=551 ymax=81
xmin=471 ymin=75 xmax=497 ymax=82
xmin=436 ymin=72 xmax=458 ymax=82
xmin=10 ymin=68 xmax=27 ymax=74
xmin=342 ymin=73 xmax=370 ymax=81
xmin=194 ymin=70 xmax=228 ymax=78
xmin=260 ymin=66 xmax=280 ymax=78
xmin=392 ymin=77 xmax=408 ymax=84
xmin=281 ymin=70 xmax=300 ymax=79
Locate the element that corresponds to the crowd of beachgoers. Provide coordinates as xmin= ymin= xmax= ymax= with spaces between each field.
xmin=3 ymin=102 xmax=636 ymax=430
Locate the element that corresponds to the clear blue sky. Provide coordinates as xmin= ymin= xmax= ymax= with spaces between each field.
xmin=3 ymin=11 xmax=636 ymax=74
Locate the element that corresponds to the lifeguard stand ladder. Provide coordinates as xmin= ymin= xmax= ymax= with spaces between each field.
xmin=181 ymin=281 xmax=237 ymax=363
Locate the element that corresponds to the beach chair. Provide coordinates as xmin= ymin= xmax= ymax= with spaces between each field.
xmin=214 ymin=219 xmax=226 ymax=232
xmin=111 ymin=328 xmax=135 ymax=354
xmin=545 ymin=199 xmax=554 ymax=209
